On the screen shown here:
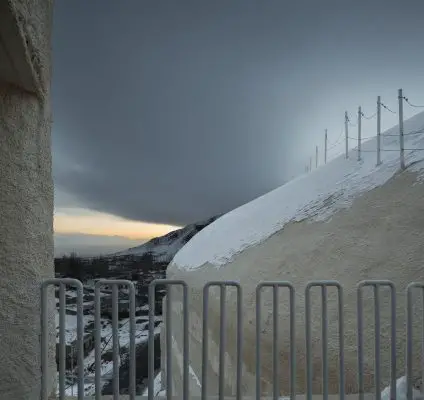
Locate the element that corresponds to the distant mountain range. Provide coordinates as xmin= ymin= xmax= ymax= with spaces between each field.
xmin=114 ymin=215 xmax=219 ymax=263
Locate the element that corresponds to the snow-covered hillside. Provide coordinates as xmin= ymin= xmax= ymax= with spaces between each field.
xmin=115 ymin=215 xmax=218 ymax=262
xmin=167 ymin=110 xmax=424 ymax=396
xmin=173 ymin=110 xmax=424 ymax=270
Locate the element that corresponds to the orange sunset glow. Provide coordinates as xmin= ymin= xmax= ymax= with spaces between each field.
xmin=54 ymin=209 xmax=181 ymax=240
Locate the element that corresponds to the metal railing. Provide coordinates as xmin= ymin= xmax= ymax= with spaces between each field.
xmin=41 ymin=279 xmax=424 ymax=400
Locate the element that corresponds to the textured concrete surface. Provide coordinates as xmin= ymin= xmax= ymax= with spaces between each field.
xmin=0 ymin=0 xmax=53 ymax=96
xmin=0 ymin=0 xmax=54 ymax=399
xmin=168 ymin=170 xmax=424 ymax=397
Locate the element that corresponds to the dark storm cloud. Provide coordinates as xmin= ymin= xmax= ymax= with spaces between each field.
xmin=52 ymin=0 xmax=424 ymax=226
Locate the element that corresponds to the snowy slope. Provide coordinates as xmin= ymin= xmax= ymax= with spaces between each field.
xmin=114 ymin=216 xmax=218 ymax=262
xmin=173 ymin=111 xmax=424 ymax=270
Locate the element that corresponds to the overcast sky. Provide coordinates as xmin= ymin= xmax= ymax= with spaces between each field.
xmin=52 ymin=0 xmax=424 ymax=255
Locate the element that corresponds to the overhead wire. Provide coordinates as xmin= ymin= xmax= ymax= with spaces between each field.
xmin=347 ymin=135 xmax=375 ymax=141
xmin=403 ymin=96 xmax=424 ymax=108
xmin=306 ymin=94 xmax=424 ymax=172
xmin=380 ymin=102 xmax=396 ymax=114
xmin=327 ymin=128 xmax=344 ymax=150
xmin=360 ymin=111 xmax=377 ymax=120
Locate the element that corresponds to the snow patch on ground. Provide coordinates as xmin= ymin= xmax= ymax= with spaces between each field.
xmin=142 ymin=372 xmax=164 ymax=397
xmin=173 ymin=111 xmax=424 ymax=270
xmin=381 ymin=376 xmax=424 ymax=400
xmin=62 ymin=322 xmax=162 ymax=397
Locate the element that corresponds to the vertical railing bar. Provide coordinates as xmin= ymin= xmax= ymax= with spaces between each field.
xmin=45 ymin=279 xmax=140 ymax=400
xmin=112 ymin=284 xmax=119 ymax=399
xmin=306 ymin=281 xmax=343 ymax=400
xmin=406 ymin=284 xmax=415 ymax=400
xmin=94 ymin=280 xmax=135 ymax=399
xmin=289 ymin=285 xmax=296 ymax=400
xmin=40 ymin=281 xmax=49 ymax=400
xmin=182 ymin=284 xmax=190 ymax=400
xmin=41 ymin=279 xmax=85 ymax=400
xmin=148 ymin=282 xmax=156 ymax=400
xmin=128 ymin=283 xmax=136 ymax=400
xmin=236 ymin=284 xmax=243 ymax=400
xmin=201 ymin=281 xmax=242 ymax=399
xmin=273 ymin=285 xmax=280 ymax=400
xmin=202 ymin=284 xmax=210 ymax=400
xmin=305 ymin=285 xmax=312 ymax=400
xmin=338 ymin=285 xmax=345 ymax=400
xmin=95 ymin=283 xmax=102 ymax=400
xmin=256 ymin=282 xmax=295 ymax=400
xmin=422 ymin=290 xmax=424 ymax=398
xmin=147 ymin=279 xmax=188 ymax=399
xmin=219 ymin=285 xmax=227 ymax=400
xmin=76 ymin=281 xmax=85 ymax=400
xmin=389 ymin=283 xmax=396 ymax=400
xmin=374 ymin=285 xmax=381 ymax=400
xmin=357 ymin=280 xmax=397 ymax=400
xmin=256 ymin=285 xmax=262 ymax=400
xmin=322 ymin=285 xmax=329 ymax=400
xmin=166 ymin=285 xmax=173 ymax=400
xmin=357 ymin=285 xmax=365 ymax=400
xmin=92 ymin=281 xmax=135 ymax=399
xmin=59 ymin=282 xmax=66 ymax=400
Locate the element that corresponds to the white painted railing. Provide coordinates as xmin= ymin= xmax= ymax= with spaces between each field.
xmin=41 ymin=279 xmax=424 ymax=400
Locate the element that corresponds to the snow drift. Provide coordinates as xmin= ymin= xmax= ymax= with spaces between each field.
xmin=167 ymin=110 xmax=424 ymax=396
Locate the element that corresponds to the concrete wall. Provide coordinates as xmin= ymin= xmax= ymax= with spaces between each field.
xmin=0 ymin=0 xmax=55 ymax=398
xmin=167 ymin=170 xmax=424 ymax=397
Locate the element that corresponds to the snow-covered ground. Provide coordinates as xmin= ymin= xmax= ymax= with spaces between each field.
xmin=381 ymin=376 xmax=423 ymax=400
xmin=173 ymin=110 xmax=424 ymax=270
xmin=142 ymin=372 xmax=165 ymax=397
xmin=60 ymin=315 xmax=162 ymax=397
xmin=62 ymin=328 xmax=162 ymax=397
xmin=55 ymin=287 xmax=163 ymax=397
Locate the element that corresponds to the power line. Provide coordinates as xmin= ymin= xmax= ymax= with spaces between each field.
xmin=360 ymin=111 xmax=377 ymax=120
xmin=381 ymin=148 xmax=424 ymax=152
xmin=327 ymin=129 xmax=344 ymax=149
xmin=348 ymin=135 xmax=375 ymax=141
xmin=381 ymin=102 xmax=396 ymax=114
xmin=403 ymin=97 xmax=424 ymax=108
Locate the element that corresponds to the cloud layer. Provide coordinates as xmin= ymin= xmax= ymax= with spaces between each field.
xmin=52 ymin=0 xmax=424 ymax=226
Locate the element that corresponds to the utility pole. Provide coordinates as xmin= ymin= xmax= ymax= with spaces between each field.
xmin=344 ymin=111 xmax=349 ymax=159
xmin=377 ymin=96 xmax=381 ymax=165
xmin=315 ymin=145 xmax=318 ymax=168
xmin=398 ymin=88 xmax=405 ymax=169
xmin=309 ymin=156 xmax=312 ymax=172
xmin=324 ymin=129 xmax=328 ymax=164
xmin=357 ymin=106 xmax=362 ymax=161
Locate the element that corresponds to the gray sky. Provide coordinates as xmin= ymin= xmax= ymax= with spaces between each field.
xmin=53 ymin=0 xmax=424 ymax=229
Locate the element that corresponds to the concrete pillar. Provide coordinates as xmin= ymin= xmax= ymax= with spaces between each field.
xmin=0 ymin=0 xmax=55 ymax=398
